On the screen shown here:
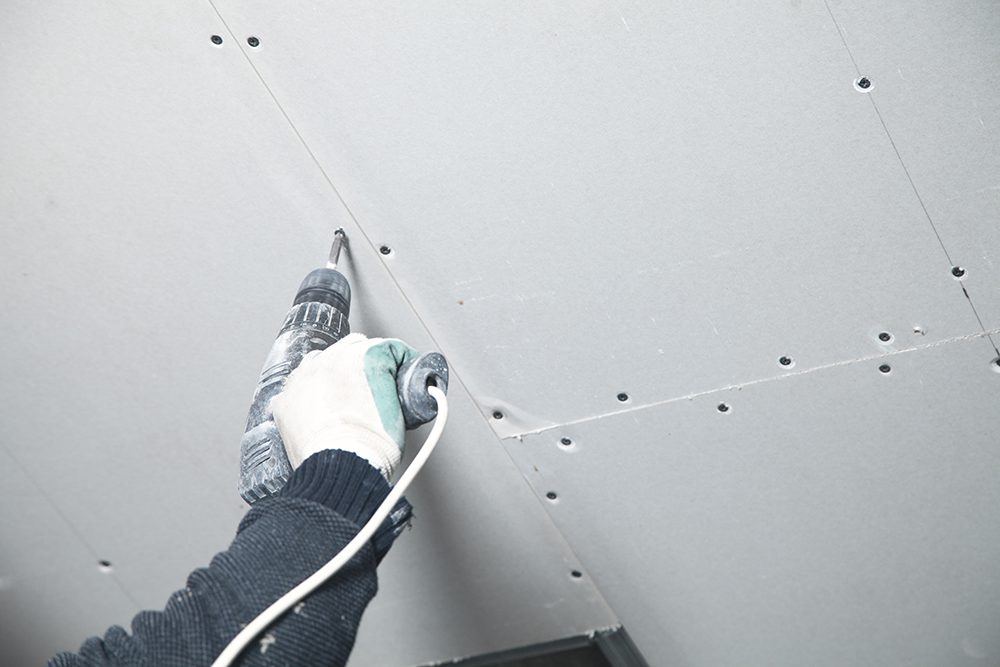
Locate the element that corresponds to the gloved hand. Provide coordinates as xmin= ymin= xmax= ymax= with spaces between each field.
xmin=271 ymin=333 xmax=418 ymax=480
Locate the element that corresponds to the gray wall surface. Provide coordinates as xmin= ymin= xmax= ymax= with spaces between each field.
xmin=2 ymin=1 xmax=998 ymax=665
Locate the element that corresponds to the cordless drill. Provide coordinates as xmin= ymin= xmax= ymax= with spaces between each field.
xmin=239 ymin=230 xmax=449 ymax=504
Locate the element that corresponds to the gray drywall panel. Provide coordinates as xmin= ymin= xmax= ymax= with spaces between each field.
xmin=210 ymin=0 xmax=984 ymax=436
xmin=825 ymin=0 xmax=1000 ymax=330
xmin=0 ymin=2 xmax=615 ymax=664
xmin=513 ymin=334 xmax=1000 ymax=667
xmin=5 ymin=2 xmax=998 ymax=666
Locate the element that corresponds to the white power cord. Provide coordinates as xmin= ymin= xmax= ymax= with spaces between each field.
xmin=211 ymin=385 xmax=449 ymax=667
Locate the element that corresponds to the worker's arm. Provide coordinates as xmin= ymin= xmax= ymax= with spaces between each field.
xmin=49 ymin=334 xmax=419 ymax=667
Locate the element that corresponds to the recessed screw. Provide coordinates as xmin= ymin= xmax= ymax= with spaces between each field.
xmin=247 ymin=36 xmax=260 ymax=47
xmin=952 ymin=266 xmax=966 ymax=278
xmin=97 ymin=560 xmax=113 ymax=573
xmin=878 ymin=332 xmax=892 ymax=342
xmin=856 ymin=76 xmax=872 ymax=89
xmin=210 ymin=35 xmax=223 ymax=45
xmin=546 ymin=492 xmax=558 ymax=500
xmin=560 ymin=437 xmax=572 ymax=447
xmin=379 ymin=245 xmax=392 ymax=255
xmin=492 ymin=410 xmax=504 ymax=420
xmin=879 ymin=364 xmax=892 ymax=374
xmin=779 ymin=356 xmax=792 ymax=366
xmin=717 ymin=402 xmax=730 ymax=413
xmin=616 ymin=392 xmax=629 ymax=402
xmin=570 ymin=570 xmax=583 ymax=579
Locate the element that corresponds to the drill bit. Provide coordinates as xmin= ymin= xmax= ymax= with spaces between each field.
xmin=327 ymin=228 xmax=347 ymax=269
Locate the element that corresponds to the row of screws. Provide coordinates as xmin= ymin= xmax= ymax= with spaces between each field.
xmin=345 ymin=242 xmax=970 ymax=284
xmin=210 ymin=35 xmax=260 ymax=47
xmin=776 ymin=331 xmax=896 ymax=369
xmin=492 ymin=391 xmax=628 ymax=419
xmin=536 ymin=444 xmax=580 ymax=580
xmin=538 ymin=462 xmax=582 ymax=580
xmin=538 ymin=352 xmax=997 ymax=419
xmin=490 ymin=317 xmax=979 ymax=422
xmin=556 ymin=357 xmax=1000 ymax=431
xmin=489 ymin=328 xmax=926 ymax=422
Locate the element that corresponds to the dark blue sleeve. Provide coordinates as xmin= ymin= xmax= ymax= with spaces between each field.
xmin=48 ymin=451 xmax=411 ymax=667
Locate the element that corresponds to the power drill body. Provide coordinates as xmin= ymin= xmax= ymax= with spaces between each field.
xmin=240 ymin=268 xmax=352 ymax=503
xmin=239 ymin=235 xmax=448 ymax=505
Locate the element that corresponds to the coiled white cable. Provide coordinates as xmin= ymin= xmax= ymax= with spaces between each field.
xmin=211 ymin=385 xmax=449 ymax=667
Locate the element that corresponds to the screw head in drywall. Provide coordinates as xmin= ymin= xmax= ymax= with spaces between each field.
xmin=210 ymin=35 xmax=223 ymax=45
xmin=779 ymin=356 xmax=793 ymax=366
xmin=570 ymin=570 xmax=583 ymax=579
xmin=559 ymin=437 xmax=573 ymax=447
xmin=379 ymin=245 xmax=392 ymax=255
xmin=97 ymin=560 xmax=113 ymax=573
xmin=546 ymin=491 xmax=558 ymax=500
xmin=616 ymin=392 xmax=629 ymax=403
xmin=855 ymin=76 xmax=872 ymax=91
xmin=878 ymin=363 xmax=892 ymax=374
xmin=247 ymin=36 xmax=260 ymax=47
xmin=717 ymin=402 xmax=730 ymax=413
xmin=952 ymin=266 xmax=966 ymax=278
xmin=492 ymin=410 xmax=504 ymax=420
xmin=878 ymin=332 xmax=892 ymax=342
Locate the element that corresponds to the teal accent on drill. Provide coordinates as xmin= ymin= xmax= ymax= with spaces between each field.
xmin=364 ymin=339 xmax=418 ymax=448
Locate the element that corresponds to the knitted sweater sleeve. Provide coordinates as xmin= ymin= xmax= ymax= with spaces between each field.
xmin=48 ymin=450 xmax=411 ymax=667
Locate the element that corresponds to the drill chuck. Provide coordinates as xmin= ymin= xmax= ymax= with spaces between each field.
xmin=294 ymin=268 xmax=351 ymax=314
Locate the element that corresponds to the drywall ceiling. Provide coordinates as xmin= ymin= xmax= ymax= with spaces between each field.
xmin=2 ymin=1 xmax=998 ymax=666
xmin=0 ymin=3 xmax=614 ymax=665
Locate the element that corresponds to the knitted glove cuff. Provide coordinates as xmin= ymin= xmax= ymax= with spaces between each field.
xmin=279 ymin=449 xmax=412 ymax=562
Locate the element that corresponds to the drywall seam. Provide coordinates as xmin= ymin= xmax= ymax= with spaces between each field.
xmin=199 ymin=0 xmax=496 ymax=425
xmin=958 ymin=283 xmax=1000 ymax=356
xmin=505 ymin=328 xmax=1000 ymax=440
xmin=201 ymin=0 xmax=471 ymax=400
xmin=823 ymin=0 xmax=999 ymax=356
xmin=200 ymin=0 xmax=621 ymax=625
xmin=822 ymin=0 xmax=951 ymax=265
xmin=203 ymin=0 xmax=363 ymax=238
xmin=0 ymin=437 xmax=141 ymax=610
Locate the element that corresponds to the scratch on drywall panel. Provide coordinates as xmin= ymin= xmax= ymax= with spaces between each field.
xmin=453 ymin=276 xmax=484 ymax=287
xmin=460 ymin=290 xmax=556 ymax=305
xmin=460 ymin=294 xmax=498 ymax=304
xmin=505 ymin=328 xmax=1000 ymax=439
xmin=512 ymin=290 xmax=556 ymax=303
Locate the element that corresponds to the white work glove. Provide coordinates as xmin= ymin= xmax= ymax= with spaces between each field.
xmin=271 ymin=333 xmax=417 ymax=480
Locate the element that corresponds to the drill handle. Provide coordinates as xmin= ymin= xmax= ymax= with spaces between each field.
xmin=239 ymin=302 xmax=349 ymax=504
